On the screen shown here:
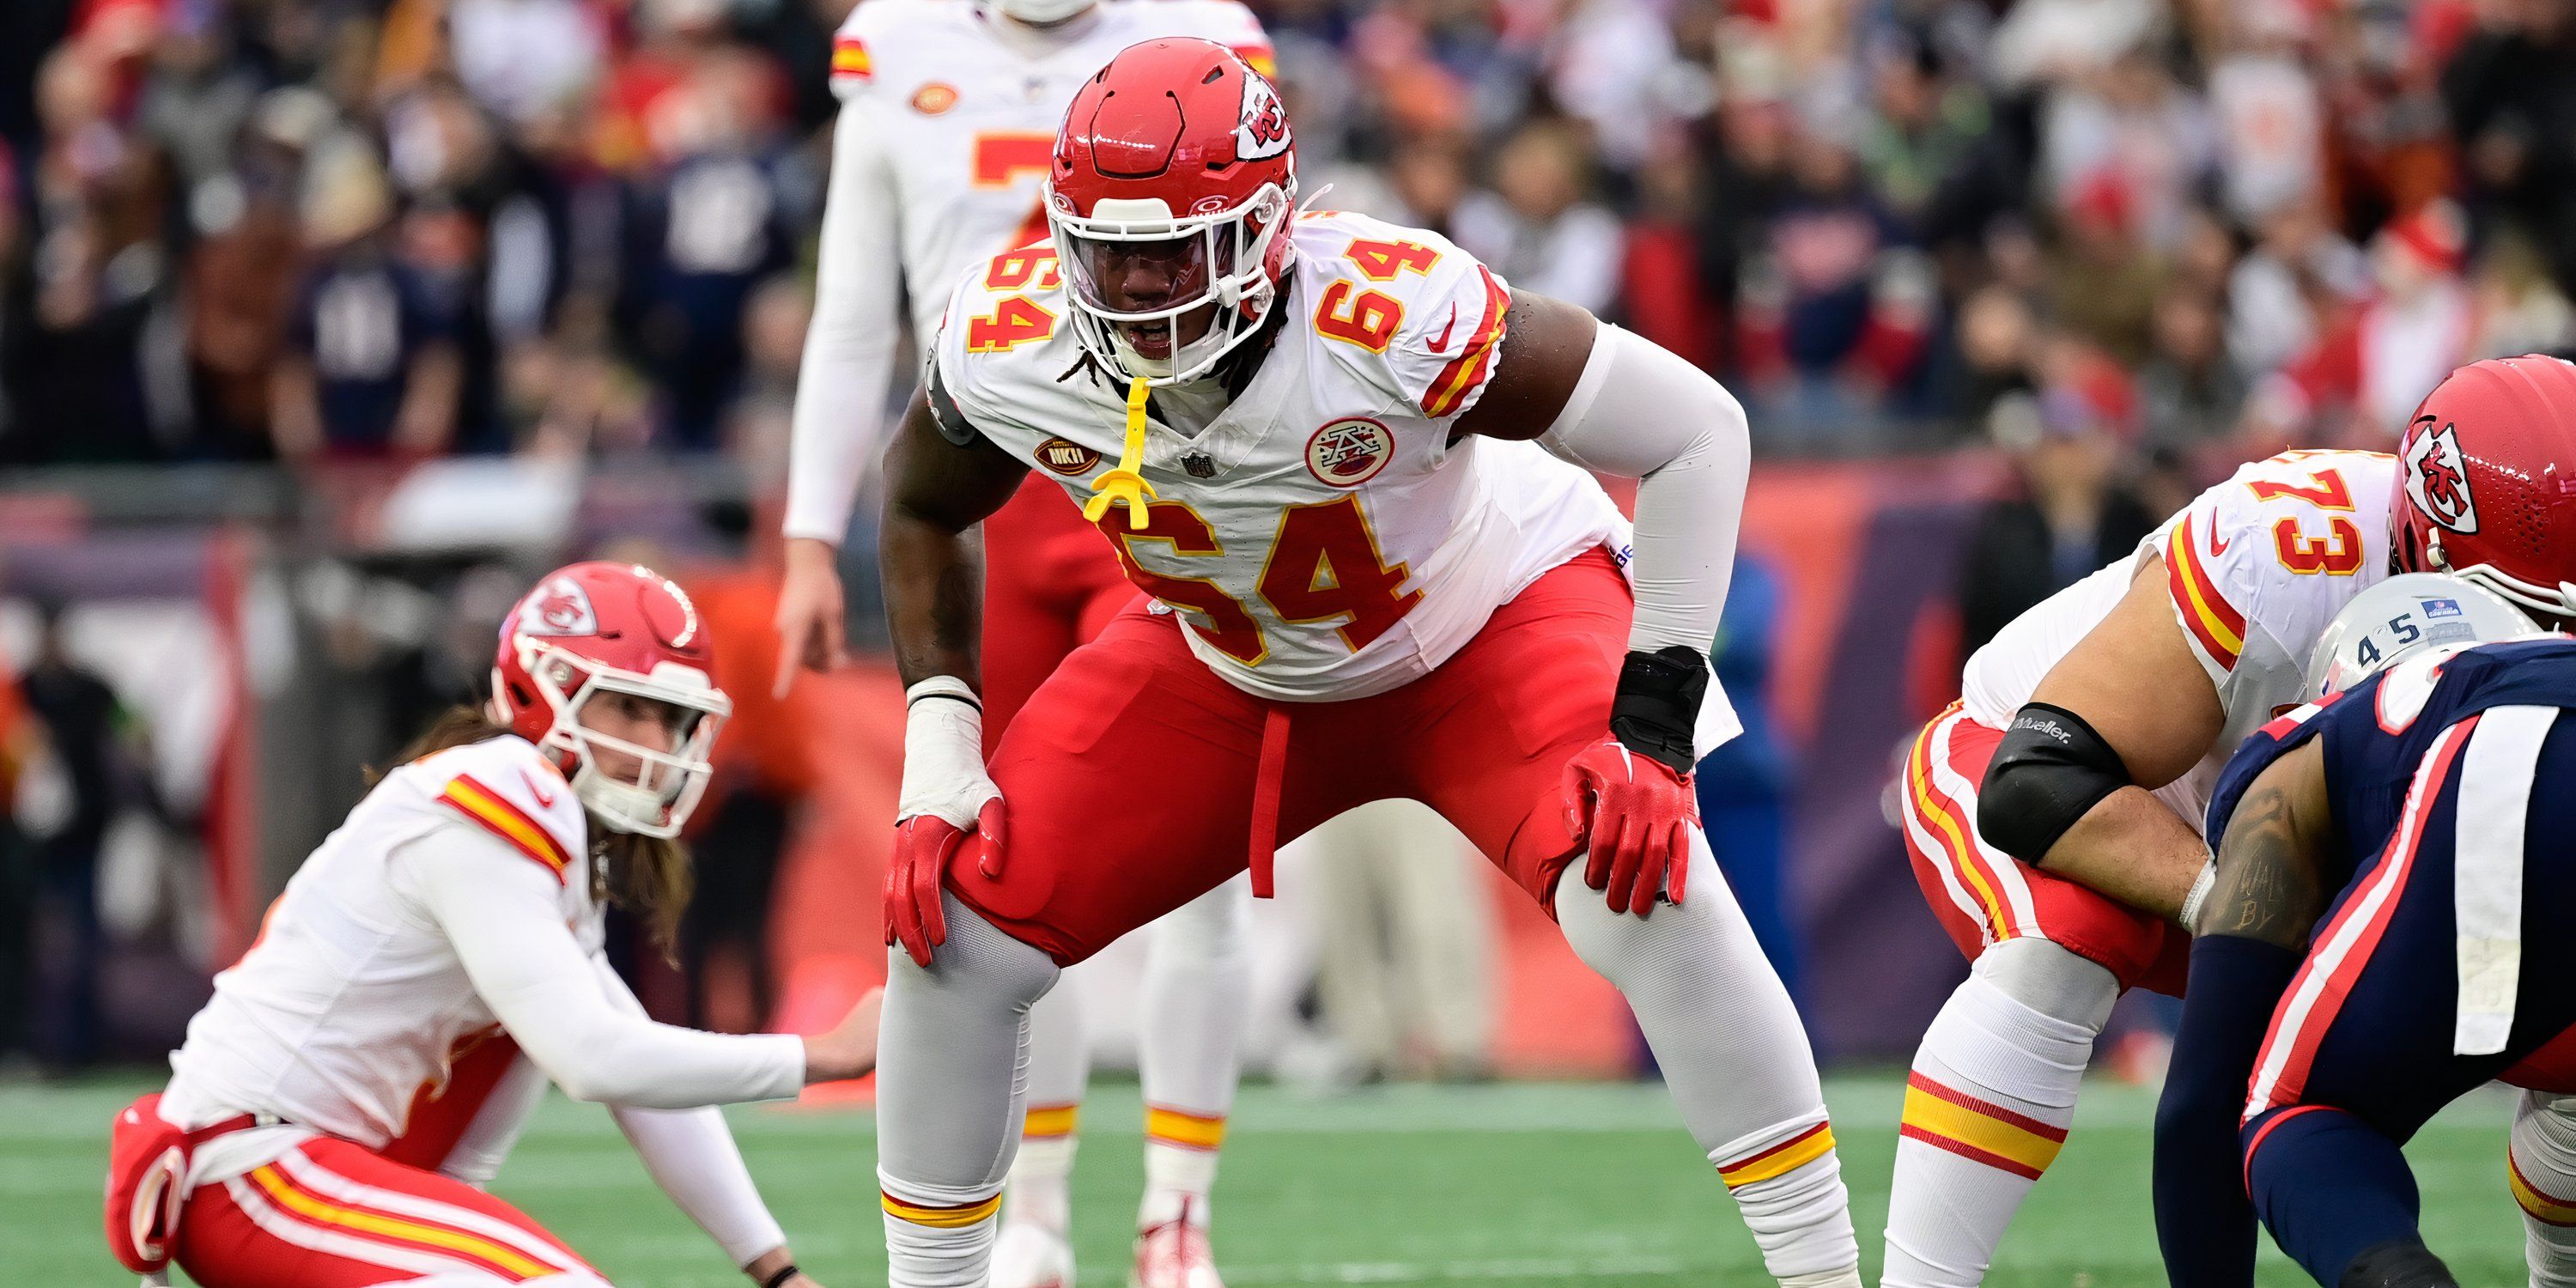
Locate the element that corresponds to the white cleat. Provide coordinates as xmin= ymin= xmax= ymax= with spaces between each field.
xmin=1129 ymin=1210 xmax=1224 ymax=1288
xmin=993 ymin=1222 xmax=1076 ymax=1288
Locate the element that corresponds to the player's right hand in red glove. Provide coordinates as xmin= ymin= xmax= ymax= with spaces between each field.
xmin=887 ymin=677 xmax=1005 ymax=967
xmin=1561 ymin=740 xmax=1699 ymax=916
xmin=1562 ymin=645 xmax=1713 ymax=918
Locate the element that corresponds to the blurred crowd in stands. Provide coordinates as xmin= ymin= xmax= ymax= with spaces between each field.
xmin=6 ymin=0 xmax=2576 ymax=484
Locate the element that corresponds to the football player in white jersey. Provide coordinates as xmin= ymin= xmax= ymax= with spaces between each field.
xmin=772 ymin=3 xmax=1273 ymax=1285
xmin=861 ymin=39 xmax=1863 ymax=1288
xmin=104 ymin=562 xmax=880 ymax=1288
xmin=1883 ymin=355 xmax=2576 ymax=1287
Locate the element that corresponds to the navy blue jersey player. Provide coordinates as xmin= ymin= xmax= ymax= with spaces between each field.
xmin=2151 ymin=574 xmax=2576 ymax=1288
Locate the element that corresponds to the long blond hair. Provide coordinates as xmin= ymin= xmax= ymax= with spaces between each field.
xmin=374 ymin=706 xmax=695 ymax=959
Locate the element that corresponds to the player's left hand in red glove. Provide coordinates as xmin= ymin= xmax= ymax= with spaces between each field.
xmin=886 ymin=677 xmax=1005 ymax=967
xmin=1560 ymin=645 xmax=1712 ymax=918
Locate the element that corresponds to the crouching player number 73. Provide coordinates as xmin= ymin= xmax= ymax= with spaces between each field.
xmin=870 ymin=37 xmax=1863 ymax=1288
xmin=104 ymin=562 xmax=880 ymax=1288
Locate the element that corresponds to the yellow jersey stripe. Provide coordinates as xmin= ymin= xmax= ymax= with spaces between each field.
xmin=1144 ymin=1105 xmax=1227 ymax=1151
xmin=439 ymin=780 xmax=569 ymax=877
xmin=248 ymin=1166 xmax=555 ymax=1278
xmin=2166 ymin=520 xmax=2245 ymax=660
xmin=882 ymin=1191 xmax=1002 ymax=1229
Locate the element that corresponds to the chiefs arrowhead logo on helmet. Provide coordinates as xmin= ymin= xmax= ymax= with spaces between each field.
xmin=2404 ymin=418 xmax=2479 ymax=535
xmin=519 ymin=576 xmax=600 ymax=637
xmin=1233 ymin=70 xmax=1291 ymax=162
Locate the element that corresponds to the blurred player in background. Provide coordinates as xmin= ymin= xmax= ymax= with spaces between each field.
xmin=105 ymin=562 xmax=879 ymax=1288
xmin=771 ymin=3 xmax=1272 ymax=1285
xmin=1886 ymin=355 xmax=2576 ymax=1286
xmin=870 ymin=39 xmax=1859 ymax=1288
xmin=2154 ymin=578 xmax=2574 ymax=1288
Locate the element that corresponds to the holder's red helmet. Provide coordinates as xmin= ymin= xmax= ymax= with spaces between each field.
xmin=2392 ymin=355 xmax=2576 ymax=624
xmin=489 ymin=562 xmax=731 ymax=838
xmin=1046 ymin=37 xmax=1297 ymax=385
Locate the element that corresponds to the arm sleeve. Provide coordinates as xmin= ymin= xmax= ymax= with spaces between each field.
xmin=783 ymin=93 xmax=908 ymax=544
xmin=1536 ymin=324 xmax=1751 ymax=659
xmin=2152 ymin=933 xmax=2300 ymax=1286
xmin=409 ymin=829 xmax=806 ymax=1108
xmin=597 ymin=962 xmax=790 ymax=1267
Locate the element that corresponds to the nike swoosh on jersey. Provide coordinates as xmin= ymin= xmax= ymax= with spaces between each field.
xmin=519 ymin=769 xmax=558 ymax=809
xmin=1430 ymin=304 xmax=1459 ymax=351
xmin=2206 ymin=510 xmax=2232 ymax=556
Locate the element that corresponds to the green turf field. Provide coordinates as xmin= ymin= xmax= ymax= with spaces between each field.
xmin=4 ymin=1073 xmax=2529 ymax=1286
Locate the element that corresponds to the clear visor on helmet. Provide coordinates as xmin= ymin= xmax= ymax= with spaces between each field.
xmin=527 ymin=647 xmax=731 ymax=838
xmin=1060 ymin=228 xmax=1224 ymax=318
xmin=1048 ymin=183 xmax=1291 ymax=385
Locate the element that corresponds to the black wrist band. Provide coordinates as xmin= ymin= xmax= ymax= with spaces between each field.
xmin=1609 ymin=645 xmax=1709 ymax=775
xmin=759 ymin=1264 xmax=800 ymax=1288
xmin=908 ymin=690 xmax=981 ymax=712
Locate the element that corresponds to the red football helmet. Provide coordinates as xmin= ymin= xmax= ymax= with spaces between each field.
xmin=2391 ymin=355 xmax=2576 ymax=624
xmin=489 ymin=562 xmax=731 ymax=838
xmin=1047 ymin=38 xmax=1297 ymax=385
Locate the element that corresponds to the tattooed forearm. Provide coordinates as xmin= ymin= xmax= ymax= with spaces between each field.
xmin=2199 ymin=743 xmax=2330 ymax=949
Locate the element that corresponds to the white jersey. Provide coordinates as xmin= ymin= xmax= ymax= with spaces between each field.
xmin=832 ymin=0 xmax=1273 ymax=348
xmin=164 ymin=738 xmax=598 ymax=1162
xmin=1962 ymin=449 xmax=2399 ymax=823
xmin=932 ymin=209 xmax=1629 ymax=702
xmin=784 ymin=0 xmax=1273 ymax=542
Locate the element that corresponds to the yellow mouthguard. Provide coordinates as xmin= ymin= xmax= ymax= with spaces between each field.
xmin=1082 ymin=376 xmax=1158 ymax=528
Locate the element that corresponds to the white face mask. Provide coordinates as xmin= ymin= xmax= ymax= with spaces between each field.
xmin=993 ymin=0 xmax=1096 ymax=26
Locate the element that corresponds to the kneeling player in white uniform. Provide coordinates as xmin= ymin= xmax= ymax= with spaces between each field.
xmin=104 ymin=562 xmax=879 ymax=1288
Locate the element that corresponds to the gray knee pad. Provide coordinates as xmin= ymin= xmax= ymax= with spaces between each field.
xmin=879 ymin=896 xmax=1064 ymax=1193
xmin=1971 ymin=938 xmax=2119 ymax=1031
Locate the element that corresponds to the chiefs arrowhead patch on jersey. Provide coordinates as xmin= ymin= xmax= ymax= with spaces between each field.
xmin=2406 ymin=419 xmax=2479 ymax=534
xmin=1305 ymin=417 xmax=1394 ymax=486
xmin=1034 ymin=437 xmax=1103 ymax=476
xmin=1233 ymin=69 xmax=1291 ymax=162
xmin=518 ymin=576 xmax=600 ymax=637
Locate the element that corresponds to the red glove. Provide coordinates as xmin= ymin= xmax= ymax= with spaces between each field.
xmin=1560 ymin=739 xmax=1699 ymax=917
xmin=884 ymin=798 xmax=1005 ymax=967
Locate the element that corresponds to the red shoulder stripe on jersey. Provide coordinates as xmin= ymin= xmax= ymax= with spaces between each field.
xmin=437 ymin=775 xmax=573 ymax=882
xmin=2165 ymin=515 xmax=2246 ymax=672
xmin=830 ymin=34 xmax=872 ymax=81
xmin=1419 ymin=267 xmax=1511 ymax=419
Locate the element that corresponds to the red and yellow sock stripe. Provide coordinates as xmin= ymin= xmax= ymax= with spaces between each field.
xmin=1898 ymin=1073 xmax=2068 ymax=1182
xmin=1145 ymin=1105 xmax=1228 ymax=1153
xmin=1022 ymin=1103 xmax=1078 ymax=1142
xmin=881 ymin=1190 xmax=1001 ymax=1229
xmin=1716 ymin=1121 xmax=1837 ymax=1189
xmin=2512 ymin=1155 xmax=2576 ymax=1227
xmin=245 ymin=1164 xmax=565 ymax=1279
xmin=435 ymin=775 xmax=571 ymax=882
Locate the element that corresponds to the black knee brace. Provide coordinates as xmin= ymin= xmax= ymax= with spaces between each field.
xmin=1978 ymin=702 xmax=2132 ymax=865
